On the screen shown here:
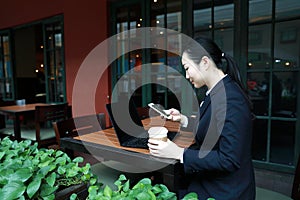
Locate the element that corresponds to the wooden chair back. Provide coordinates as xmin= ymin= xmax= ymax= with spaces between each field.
xmin=292 ymin=154 xmax=300 ymax=199
xmin=35 ymin=103 xmax=69 ymax=147
xmin=53 ymin=113 xmax=106 ymax=148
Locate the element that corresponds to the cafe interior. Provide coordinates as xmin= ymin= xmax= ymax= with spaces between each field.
xmin=0 ymin=0 xmax=299 ymax=199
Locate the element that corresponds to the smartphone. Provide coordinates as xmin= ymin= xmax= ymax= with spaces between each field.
xmin=148 ymin=103 xmax=171 ymax=119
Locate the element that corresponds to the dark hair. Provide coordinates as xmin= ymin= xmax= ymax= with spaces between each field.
xmin=183 ymin=36 xmax=253 ymax=108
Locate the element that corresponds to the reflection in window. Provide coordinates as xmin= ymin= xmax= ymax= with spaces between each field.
xmin=249 ymin=0 xmax=272 ymax=24
xmin=272 ymin=72 xmax=297 ymax=117
xmin=194 ymin=7 xmax=211 ymax=32
xmin=276 ymin=0 xmax=300 ymax=20
xmin=214 ymin=28 xmax=233 ymax=56
xmin=274 ymin=20 xmax=299 ymax=69
xmin=214 ymin=2 xmax=234 ymax=28
xmin=247 ymin=72 xmax=269 ymax=116
xmin=248 ymin=24 xmax=272 ymax=69
xmin=194 ymin=0 xmax=234 ymax=30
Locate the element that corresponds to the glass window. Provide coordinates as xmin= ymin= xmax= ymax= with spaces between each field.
xmin=248 ymin=0 xmax=300 ymax=169
xmin=114 ymin=3 xmax=144 ymax=105
xmin=214 ymin=1 xmax=234 ymax=28
xmin=272 ymin=72 xmax=297 ymax=117
xmin=270 ymin=120 xmax=295 ymax=165
xmin=247 ymin=72 xmax=269 ymax=116
xmin=274 ymin=20 xmax=299 ymax=69
xmin=249 ymin=0 xmax=272 ymax=24
xmin=149 ymin=0 xmax=182 ymax=108
xmin=252 ymin=119 xmax=268 ymax=161
xmin=275 ymin=0 xmax=300 ymax=20
xmin=248 ymin=24 xmax=272 ymax=69
xmin=194 ymin=1 xmax=212 ymax=32
xmin=166 ymin=1 xmax=182 ymax=32
xmin=214 ymin=28 xmax=234 ymax=56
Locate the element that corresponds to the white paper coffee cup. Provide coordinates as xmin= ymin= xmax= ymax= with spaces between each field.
xmin=148 ymin=126 xmax=168 ymax=142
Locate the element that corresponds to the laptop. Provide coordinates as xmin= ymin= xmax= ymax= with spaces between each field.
xmin=106 ymin=100 xmax=177 ymax=149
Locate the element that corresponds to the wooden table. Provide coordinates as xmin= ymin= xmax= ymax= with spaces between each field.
xmin=0 ymin=103 xmax=48 ymax=140
xmin=60 ymin=117 xmax=195 ymax=193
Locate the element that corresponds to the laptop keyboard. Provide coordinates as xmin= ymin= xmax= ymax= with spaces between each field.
xmin=124 ymin=137 xmax=149 ymax=149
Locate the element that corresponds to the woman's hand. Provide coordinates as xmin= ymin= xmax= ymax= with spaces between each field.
xmin=164 ymin=108 xmax=188 ymax=127
xmin=164 ymin=108 xmax=181 ymax=121
xmin=148 ymin=139 xmax=184 ymax=160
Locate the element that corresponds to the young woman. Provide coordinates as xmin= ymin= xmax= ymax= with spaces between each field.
xmin=148 ymin=37 xmax=255 ymax=200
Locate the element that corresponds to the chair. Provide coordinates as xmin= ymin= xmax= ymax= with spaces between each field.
xmin=292 ymin=154 xmax=300 ymax=200
xmin=52 ymin=113 xmax=106 ymax=148
xmin=53 ymin=113 xmax=153 ymax=189
xmin=34 ymin=103 xmax=69 ymax=148
xmin=53 ymin=113 xmax=124 ymax=188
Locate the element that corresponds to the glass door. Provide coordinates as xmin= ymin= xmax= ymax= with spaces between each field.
xmin=43 ymin=17 xmax=66 ymax=103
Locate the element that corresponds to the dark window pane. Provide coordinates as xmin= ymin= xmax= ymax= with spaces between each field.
xmin=249 ymin=0 xmax=272 ymax=24
xmin=248 ymin=24 xmax=272 ymax=69
xmin=167 ymin=0 xmax=181 ymax=32
xmin=151 ymin=0 xmax=165 ymax=28
xmin=214 ymin=28 xmax=233 ymax=57
xmin=194 ymin=1 xmax=212 ymax=32
xmin=276 ymin=0 xmax=300 ymax=20
xmin=270 ymin=120 xmax=295 ymax=165
xmin=272 ymin=72 xmax=297 ymax=117
xmin=252 ymin=119 xmax=268 ymax=161
xmin=214 ymin=2 xmax=234 ymax=28
xmin=247 ymin=72 xmax=269 ymax=116
xmin=274 ymin=20 xmax=299 ymax=69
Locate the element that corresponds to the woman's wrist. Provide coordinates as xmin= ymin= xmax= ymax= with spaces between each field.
xmin=180 ymin=114 xmax=188 ymax=127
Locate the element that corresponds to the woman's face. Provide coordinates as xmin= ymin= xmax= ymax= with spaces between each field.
xmin=181 ymin=52 xmax=206 ymax=88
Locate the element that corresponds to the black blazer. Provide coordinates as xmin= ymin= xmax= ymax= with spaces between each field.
xmin=182 ymin=76 xmax=256 ymax=200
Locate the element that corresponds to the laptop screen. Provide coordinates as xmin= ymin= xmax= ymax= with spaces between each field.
xmin=106 ymin=100 xmax=148 ymax=144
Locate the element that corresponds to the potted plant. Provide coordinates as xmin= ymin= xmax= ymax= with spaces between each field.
xmin=0 ymin=137 xmax=97 ymax=200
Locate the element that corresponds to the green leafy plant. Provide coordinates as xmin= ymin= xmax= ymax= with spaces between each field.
xmin=0 ymin=137 xmax=212 ymax=200
xmin=0 ymin=137 xmax=97 ymax=200
xmin=70 ymin=174 xmax=200 ymax=200
xmin=83 ymin=174 xmax=177 ymax=200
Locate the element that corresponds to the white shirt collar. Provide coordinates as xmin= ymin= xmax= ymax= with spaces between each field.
xmin=206 ymin=74 xmax=227 ymax=96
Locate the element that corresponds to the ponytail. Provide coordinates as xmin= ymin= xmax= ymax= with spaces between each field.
xmin=222 ymin=53 xmax=244 ymax=91
xmin=222 ymin=53 xmax=253 ymax=110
